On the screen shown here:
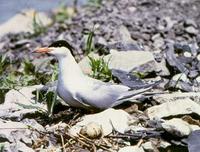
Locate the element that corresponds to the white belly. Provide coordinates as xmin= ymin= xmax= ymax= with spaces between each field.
xmin=57 ymin=81 xmax=85 ymax=108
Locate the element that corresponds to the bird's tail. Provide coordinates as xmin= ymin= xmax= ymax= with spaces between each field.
xmin=110 ymin=86 xmax=153 ymax=107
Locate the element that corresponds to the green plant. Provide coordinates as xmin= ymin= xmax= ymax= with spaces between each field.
xmin=88 ymin=56 xmax=112 ymax=82
xmin=15 ymin=61 xmax=58 ymax=117
xmin=46 ymin=63 xmax=59 ymax=116
xmin=32 ymin=12 xmax=47 ymax=36
xmin=0 ymin=143 xmax=4 ymax=152
xmin=54 ymin=3 xmax=69 ymax=23
xmin=34 ymin=63 xmax=58 ymax=116
xmin=85 ymin=28 xmax=95 ymax=54
xmin=132 ymin=72 xmax=146 ymax=79
xmin=0 ymin=55 xmax=8 ymax=75
xmin=88 ymin=0 xmax=102 ymax=7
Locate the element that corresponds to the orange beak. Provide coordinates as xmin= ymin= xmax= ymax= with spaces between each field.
xmin=34 ymin=47 xmax=53 ymax=53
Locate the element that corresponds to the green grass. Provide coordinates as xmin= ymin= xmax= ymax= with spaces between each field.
xmin=0 ymin=55 xmax=9 ymax=75
xmin=0 ymin=56 xmax=59 ymax=114
xmin=88 ymin=56 xmax=112 ymax=82
xmin=35 ymin=89 xmax=58 ymax=117
xmin=32 ymin=12 xmax=47 ymax=37
xmin=88 ymin=0 xmax=102 ymax=7
xmin=0 ymin=143 xmax=4 ymax=152
xmin=85 ymin=28 xmax=95 ymax=54
xmin=84 ymin=26 xmax=112 ymax=82
xmin=53 ymin=3 xmax=70 ymax=23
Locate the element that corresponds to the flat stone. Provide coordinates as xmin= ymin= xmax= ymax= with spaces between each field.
xmin=153 ymin=37 xmax=164 ymax=49
xmin=0 ymin=119 xmax=28 ymax=143
xmin=188 ymin=130 xmax=200 ymax=152
xmin=118 ymin=146 xmax=145 ymax=152
xmin=164 ymin=16 xmax=177 ymax=30
xmin=185 ymin=26 xmax=198 ymax=35
xmin=185 ymin=19 xmax=197 ymax=28
xmin=79 ymin=50 xmax=155 ymax=74
xmin=106 ymin=50 xmax=155 ymax=72
xmin=162 ymin=118 xmax=200 ymax=137
xmin=172 ymin=73 xmax=190 ymax=83
xmin=146 ymin=98 xmax=200 ymax=119
xmin=22 ymin=119 xmax=45 ymax=132
xmin=159 ymin=140 xmax=171 ymax=149
xmin=0 ymin=85 xmax=46 ymax=120
xmin=1 ymin=141 xmax=34 ymax=152
xmin=0 ymin=9 xmax=52 ymax=38
xmin=117 ymin=25 xmax=135 ymax=43
xmin=0 ymin=119 xmax=42 ymax=148
xmin=142 ymin=141 xmax=154 ymax=152
xmin=154 ymin=58 xmax=170 ymax=76
xmin=69 ymin=108 xmax=130 ymax=136
xmin=153 ymin=92 xmax=200 ymax=104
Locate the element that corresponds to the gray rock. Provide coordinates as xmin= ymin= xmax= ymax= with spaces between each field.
xmin=97 ymin=37 xmax=107 ymax=46
xmin=79 ymin=50 xmax=155 ymax=74
xmin=153 ymin=38 xmax=164 ymax=49
xmin=172 ymin=73 xmax=190 ymax=83
xmin=117 ymin=25 xmax=135 ymax=43
xmin=106 ymin=50 xmax=155 ymax=72
xmin=128 ymin=6 xmax=137 ymax=13
xmin=46 ymin=122 xmax=68 ymax=133
xmin=0 ymin=9 xmax=52 ymax=38
xmin=0 ymin=119 xmax=42 ymax=150
xmin=22 ymin=119 xmax=45 ymax=132
xmin=142 ymin=141 xmax=154 ymax=152
xmin=188 ymin=130 xmax=200 ymax=152
xmin=154 ymin=59 xmax=170 ymax=76
xmin=0 ymin=85 xmax=46 ymax=120
xmin=161 ymin=118 xmax=200 ymax=137
xmin=146 ymin=98 xmax=200 ymax=119
xmin=185 ymin=19 xmax=197 ymax=28
xmin=69 ymin=108 xmax=131 ymax=136
xmin=153 ymin=92 xmax=200 ymax=104
xmin=164 ymin=16 xmax=177 ymax=30
xmin=118 ymin=146 xmax=145 ymax=152
xmin=0 ymin=119 xmax=28 ymax=143
xmin=142 ymin=139 xmax=171 ymax=150
xmin=1 ymin=141 xmax=34 ymax=152
xmin=159 ymin=140 xmax=171 ymax=149
xmin=185 ymin=26 xmax=198 ymax=35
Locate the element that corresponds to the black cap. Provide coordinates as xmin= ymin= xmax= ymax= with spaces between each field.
xmin=49 ymin=40 xmax=74 ymax=52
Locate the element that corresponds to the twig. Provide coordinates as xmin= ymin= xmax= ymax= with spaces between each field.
xmin=64 ymin=132 xmax=91 ymax=148
xmin=60 ymin=134 xmax=66 ymax=152
xmin=137 ymin=139 xmax=144 ymax=147
xmin=78 ymin=133 xmax=113 ymax=152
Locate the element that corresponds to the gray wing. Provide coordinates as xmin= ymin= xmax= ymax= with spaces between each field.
xmin=74 ymin=77 xmax=130 ymax=109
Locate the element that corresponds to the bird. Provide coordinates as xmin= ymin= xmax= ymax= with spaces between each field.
xmin=34 ymin=40 xmax=152 ymax=109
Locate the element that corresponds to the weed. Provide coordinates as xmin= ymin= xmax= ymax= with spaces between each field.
xmin=85 ymin=28 xmax=95 ymax=54
xmin=45 ymin=91 xmax=58 ymax=117
xmin=0 ymin=55 xmax=8 ymax=75
xmin=33 ymin=63 xmax=59 ymax=117
xmin=54 ymin=3 xmax=69 ymax=23
xmin=132 ymin=72 xmax=146 ymax=79
xmin=0 ymin=143 xmax=4 ymax=152
xmin=88 ymin=56 xmax=112 ymax=82
xmin=32 ymin=12 xmax=47 ymax=36
xmin=88 ymin=0 xmax=102 ymax=7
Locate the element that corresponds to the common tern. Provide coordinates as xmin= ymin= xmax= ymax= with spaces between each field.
xmin=34 ymin=40 xmax=151 ymax=109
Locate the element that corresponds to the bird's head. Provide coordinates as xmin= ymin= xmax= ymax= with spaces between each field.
xmin=34 ymin=40 xmax=74 ymax=58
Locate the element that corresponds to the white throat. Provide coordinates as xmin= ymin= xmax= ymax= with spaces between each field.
xmin=57 ymin=52 xmax=84 ymax=85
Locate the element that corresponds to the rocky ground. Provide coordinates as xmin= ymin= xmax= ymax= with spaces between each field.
xmin=0 ymin=0 xmax=200 ymax=151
